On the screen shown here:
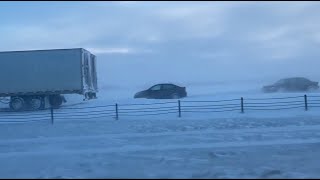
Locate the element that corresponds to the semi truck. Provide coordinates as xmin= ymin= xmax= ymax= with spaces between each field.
xmin=0 ymin=48 xmax=98 ymax=111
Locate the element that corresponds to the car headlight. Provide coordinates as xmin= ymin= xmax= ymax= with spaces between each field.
xmin=134 ymin=92 xmax=143 ymax=98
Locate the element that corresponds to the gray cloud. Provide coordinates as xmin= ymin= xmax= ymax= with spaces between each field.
xmin=1 ymin=1 xmax=320 ymax=87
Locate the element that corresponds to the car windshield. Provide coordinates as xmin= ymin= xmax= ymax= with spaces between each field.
xmin=275 ymin=79 xmax=287 ymax=85
xmin=150 ymin=85 xmax=161 ymax=91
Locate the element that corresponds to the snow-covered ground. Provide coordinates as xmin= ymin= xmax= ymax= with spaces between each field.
xmin=1 ymin=82 xmax=320 ymax=178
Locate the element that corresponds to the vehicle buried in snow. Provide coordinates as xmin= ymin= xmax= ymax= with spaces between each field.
xmin=134 ymin=83 xmax=187 ymax=99
xmin=0 ymin=48 xmax=98 ymax=111
xmin=262 ymin=77 xmax=319 ymax=93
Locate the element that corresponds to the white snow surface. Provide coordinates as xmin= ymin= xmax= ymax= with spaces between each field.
xmin=1 ymin=83 xmax=320 ymax=178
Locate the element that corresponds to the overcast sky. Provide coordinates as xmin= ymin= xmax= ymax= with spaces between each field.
xmin=1 ymin=1 xmax=320 ymax=88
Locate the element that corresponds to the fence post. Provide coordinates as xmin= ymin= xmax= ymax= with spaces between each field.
xmin=178 ymin=100 xmax=181 ymax=118
xmin=241 ymin=97 xmax=244 ymax=113
xmin=304 ymin=94 xmax=308 ymax=111
xmin=115 ymin=103 xmax=119 ymax=120
xmin=50 ymin=106 xmax=54 ymax=125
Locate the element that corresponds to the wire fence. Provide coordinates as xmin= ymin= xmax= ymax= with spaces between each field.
xmin=0 ymin=94 xmax=320 ymax=124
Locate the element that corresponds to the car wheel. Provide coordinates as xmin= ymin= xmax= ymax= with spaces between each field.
xmin=171 ymin=93 xmax=180 ymax=99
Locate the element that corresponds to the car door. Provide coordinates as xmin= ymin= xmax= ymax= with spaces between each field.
xmin=297 ymin=78 xmax=309 ymax=90
xmin=288 ymin=78 xmax=297 ymax=90
xmin=161 ymin=84 xmax=176 ymax=98
xmin=148 ymin=84 xmax=162 ymax=99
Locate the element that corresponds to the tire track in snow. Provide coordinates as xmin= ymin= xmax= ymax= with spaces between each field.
xmin=1 ymin=124 xmax=320 ymax=144
xmin=0 ymin=138 xmax=320 ymax=158
xmin=0 ymin=124 xmax=320 ymax=157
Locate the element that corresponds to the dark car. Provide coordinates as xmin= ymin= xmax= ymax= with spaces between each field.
xmin=134 ymin=83 xmax=187 ymax=99
xmin=262 ymin=77 xmax=319 ymax=92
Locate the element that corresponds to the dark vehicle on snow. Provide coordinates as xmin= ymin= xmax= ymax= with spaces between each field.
xmin=262 ymin=77 xmax=319 ymax=93
xmin=134 ymin=83 xmax=187 ymax=99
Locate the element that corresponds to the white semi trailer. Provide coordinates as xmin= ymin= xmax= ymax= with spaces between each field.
xmin=0 ymin=48 xmax=98 ymax=111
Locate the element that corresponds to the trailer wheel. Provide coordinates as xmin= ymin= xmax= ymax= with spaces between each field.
xmin=10 ymin=97 xmax=25 ymax=111
xmin=49 ymin=95 xmax=63 ymax=108
xmin=27 ymin=96 xmax=45 ymax=110
xmin=88 ymin=93 xmax=96 ymax=99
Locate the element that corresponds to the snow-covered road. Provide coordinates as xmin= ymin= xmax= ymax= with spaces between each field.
xmin=1 ymin=115 xmax=320 ymax=178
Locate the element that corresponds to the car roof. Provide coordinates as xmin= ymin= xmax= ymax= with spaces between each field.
xmin=151 ymin=83 xmax=180 ymax=87
xmin=155 ymin=83 xmax=177 ymax=86
xmin=279 ymin=77 xmax=310 ymax=81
